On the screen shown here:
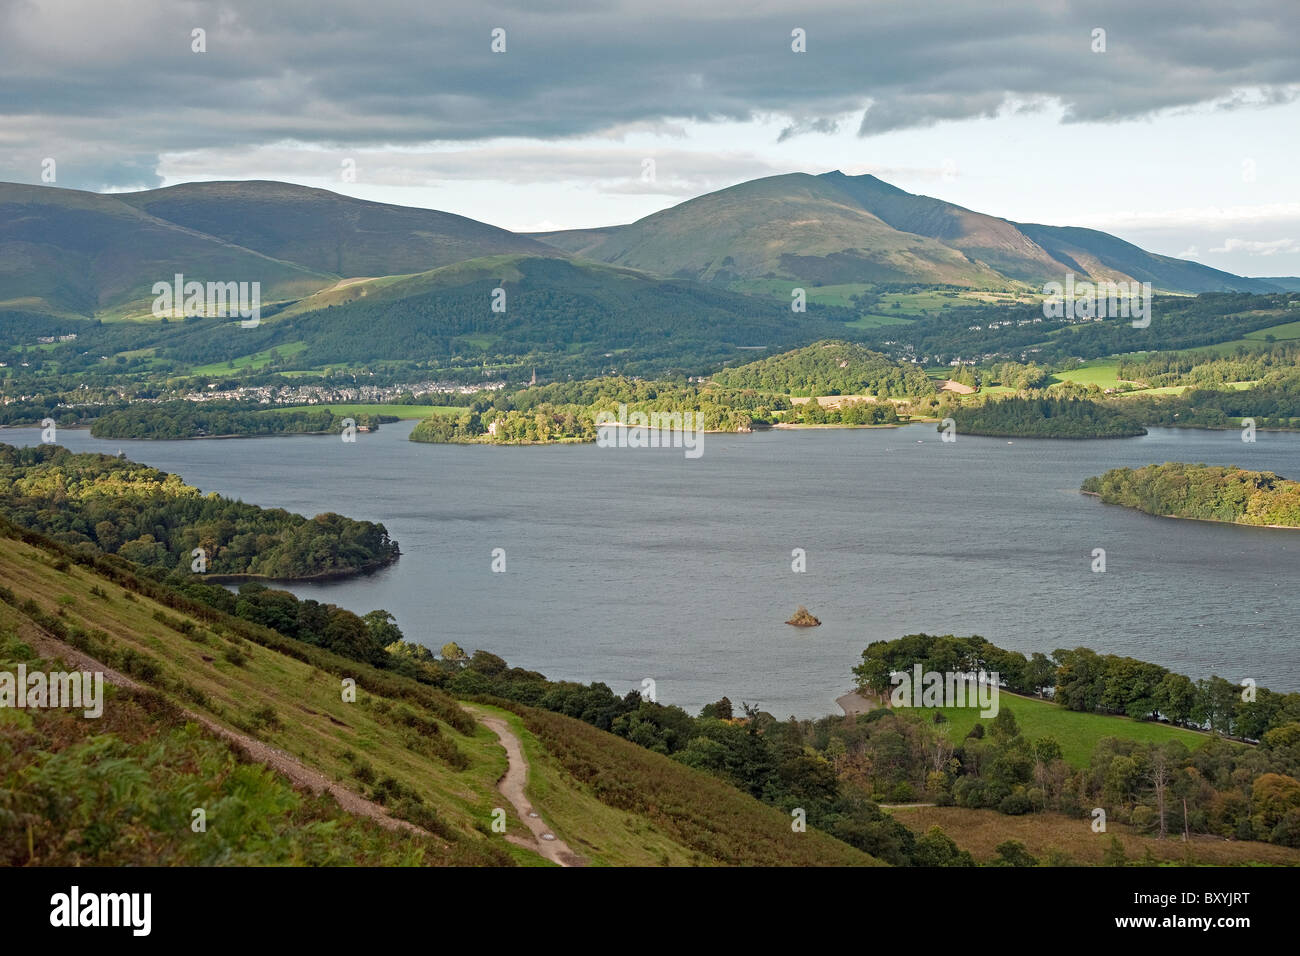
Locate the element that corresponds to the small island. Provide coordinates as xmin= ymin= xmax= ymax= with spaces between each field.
xmin=1081 ymin=462 xmax=1300 ymax=528
xmin=90 ymin=400 xmax=393 ymax=439
xmin=787 ymin=606 xmax=821 ymax=627
xmin=946 ymin=395 xmax=1146 ymax=439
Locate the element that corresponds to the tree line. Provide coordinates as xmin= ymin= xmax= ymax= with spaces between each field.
xmin=1083 ymin=462 xmax=1300 ymax=527
xmin=0 ymin=444 xmax=399 ymax=578
xmin=948 ymin=393 xmax=1146 ymax=438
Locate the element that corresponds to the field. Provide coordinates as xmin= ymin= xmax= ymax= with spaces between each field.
xmin=886 ymin=806 xmax=1300 ymax=865
xmin=1245 ymin=318 xmax=1300 ymax=341
xmin=1049 ymin=360 xmax=1123 ymax=388
xmin=930 ymin=691 xmax=1217 ymax=767
xmin=191 ymin=341 xmax=308 ymax=376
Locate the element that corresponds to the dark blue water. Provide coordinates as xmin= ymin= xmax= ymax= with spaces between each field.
xmin=8 ymin=422 xmax=1298 ymax=718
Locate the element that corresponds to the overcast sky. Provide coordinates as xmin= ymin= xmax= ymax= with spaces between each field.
xmin=3 ymin=0 xmax=1298 ymax=276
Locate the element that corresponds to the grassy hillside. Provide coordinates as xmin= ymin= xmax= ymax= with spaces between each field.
xmin=0 ymin=519 xmax=880 ymax=867
xmin=270 ymin=254 xmax=859 ymax=378
xmin=533 ymin=171 xmax=1272 ymax=295
xmin=118 ymin=181 xmax=558 ymax=279
xmin=0 ymin=626 xmax=460 ymax=866
xmin=532 ymin=172 xmax=1003 ymax=287
xmin=930 ymin=692 xmax=1213 ymax=767
xmin=0 ymin=183 xmax=332 ymax=318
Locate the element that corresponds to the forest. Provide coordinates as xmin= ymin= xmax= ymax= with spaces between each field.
xmin=948 ymin=393 xmax=1147 ymax=438
xmin=860 ymin=292 xmax=1296 ymax=368
xmin=0 ymin=443 xmax=399 ymax=577
xmin=712 ymin=340 xmax=936 ymax=397
xmin=847 ymin=633 xmax=1300 ymax=847
xmin=1118 ymin=369 xmax=1300 ymax=430
xmin=1082 ymin=462 xmax=1300 ymax=527
xmin=410 ymin=376 xmax=792 ymax=443
xmin=88 ymin=401 xmax=392 ymax=439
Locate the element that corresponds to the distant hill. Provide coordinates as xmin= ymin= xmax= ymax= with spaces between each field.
xmin=0 ymin=183 xmax=331 ymax=317
xmin=532 ymin=172 xmax=1004 ymax=287
xmin=268 ymin=254 xmax=858 ymax=377
xmin=533 ymin=171 xmax=1278 ymax=295
xmin=0 ymin=172 xmax=1282 ymax=351
xmin=712 ymin=340 xmax=935 ymax=397
xmin=118 ymin=180 xmax=560 ymax=279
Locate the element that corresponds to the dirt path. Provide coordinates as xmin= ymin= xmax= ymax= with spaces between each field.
xmin=21 ymin=623 xmax=432 ymax=839
xmin=464 ymin=705 xmax=583 ymax=867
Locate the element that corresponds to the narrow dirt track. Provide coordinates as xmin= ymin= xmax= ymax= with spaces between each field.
xmin=22 ymin=624 xmax=432 ymax=838
xmin=464 ymin=705 xmax=583 ymax=867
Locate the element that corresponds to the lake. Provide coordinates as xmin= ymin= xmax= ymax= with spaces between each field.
xmin=8 ymin=421 xmax=1299 ymax=718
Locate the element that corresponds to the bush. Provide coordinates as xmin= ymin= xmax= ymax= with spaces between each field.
xmin=999 ymin=791 xmax=1033 ymax=815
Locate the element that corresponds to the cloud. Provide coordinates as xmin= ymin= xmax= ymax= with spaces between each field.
xmin=1210 ymin=237 xmax=1300 ymax=256
xmin=154 ymin=142 xmax=783 ymax=197
xmin=0 ymin=0 xmax=1296 ymax=187
xmin=777 ymin=117 xmax=841 ymax=142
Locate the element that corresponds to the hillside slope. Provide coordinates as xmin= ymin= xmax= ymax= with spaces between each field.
xmin=532 ymin=172 xmax=1004 ymax=287
xmin=266 ymin=254 xmax=859 ymax=377
xmin=533 ymin=170 xmax=1276 ymax=294
xmin=0 ymin=183 xmax=332 ymax=317
xmin=0 ymin=518 xmax=878 ymax=867
xmin=118 ymin=181 xmax=561 ymax=279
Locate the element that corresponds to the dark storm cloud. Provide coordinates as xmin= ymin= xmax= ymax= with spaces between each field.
xmin=1 ymin=0 xmax=1296 ymax=187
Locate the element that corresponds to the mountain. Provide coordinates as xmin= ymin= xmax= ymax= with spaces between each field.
xmin=0 ymin=173 xmax=1280 ymax=330
xmin=0 ymin=183 xmax=332 ymax=317
xmin=532 ymin=171 xmax=1279 ymax=295
xmin=117 ymin=180 xmax=560 ymax=278
xmin=532 ymin=172 xmax=1004 ymax=287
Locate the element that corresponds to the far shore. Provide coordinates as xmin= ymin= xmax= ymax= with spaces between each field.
xmin=1082 ymin=491 xmax=1300 ymax=531
xmin=203 ymin=558 xmax=397 ymax=585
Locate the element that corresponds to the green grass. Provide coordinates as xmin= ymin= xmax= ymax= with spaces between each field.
xmin=484 ymin=703 xmax=699 ymax=867
xmin=930 ymin=692 xmax=1217 ymax=766
xmin=266 ymin=403 xmax=461 ymax=420
xmin=0 ymin=631 xmax=451 ymax=866
xmin=498 ymin=698 xmax=882 ymax=866
xmin=191 ymin=341 xmax=308 ymax=376
xmin=1244 ymin=319 xmax=1300 ymax=341
xmin=1048 ymin=361 xmax=1122 ymax=388
xmin=843 ymin=313 xmax=914 ymax=329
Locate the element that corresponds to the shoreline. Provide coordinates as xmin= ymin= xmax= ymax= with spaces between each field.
xmin=1083 ymin=492 xmax=1300 ymax=531
xmin=202 ymin=557 xmax=398 ymax=585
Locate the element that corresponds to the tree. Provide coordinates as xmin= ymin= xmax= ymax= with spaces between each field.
xmin=994 ymin=840 xmax=1038 ymax=867
xmin=701 ymin=696 xmax=734 ymax=720
xmin=912 ymin=826 xmax=975 ymax=866
xmin=1148 ymin=749 xmax=1171 ymax=839
xmin=440 ymin=642 xmax=468 ymax=666
xmin=990 ymin=707 xmax=1019 ymax=741
xmin=1025 ymin=652 xmax=1056 ymax=697
xmin=1102 ymin=836 xmax=1128 ymax=867
xmin=362 ymin=609 xmax=403 ymax=647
